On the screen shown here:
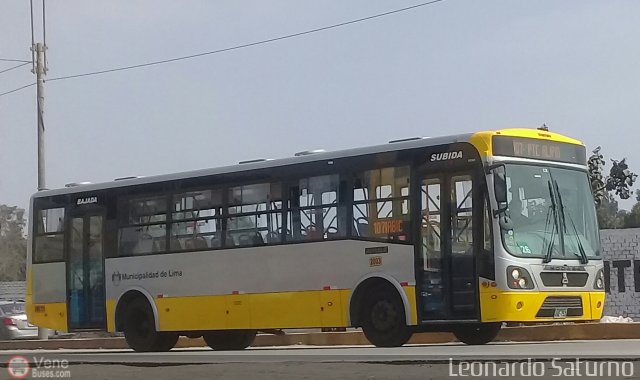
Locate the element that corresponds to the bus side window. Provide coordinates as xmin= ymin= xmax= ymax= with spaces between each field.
xmin=288 ymin=175 xmax=345 ymax=241
xmin=352 ymin=166 xmax=411 ymax=242
xmin=170 ymin=189 xmax=222 ymax=251
xmin=227 ymin=183 xmax=283 ymax=246
xmin=34 ymin=207 xmax=65 ymax=263
xmin=117 ymin=196 xmax=168 ymax=256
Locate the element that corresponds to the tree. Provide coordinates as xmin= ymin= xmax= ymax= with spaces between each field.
xmin=608 ymin=157 xmax=637 ymax=200
xmin=596 ymin=195 xmax=627 ymax=229
xmin=624 ymin=202 xmax=640 ymax=228
xmin=588 ymin=147 xmax=637 ymax=205
xmin=0 ymin=205 xmax=27 ymax=281
xmin=588 ymin=147 xmax=607 ymax=206
xmin=588 ymin=147 xmax=637 ymax=229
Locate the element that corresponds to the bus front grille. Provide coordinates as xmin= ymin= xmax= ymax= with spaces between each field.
xmin=540 ymin=272 xmax=589 ymax=287
xmin=535 ymin=296 xmax=583 ymax=318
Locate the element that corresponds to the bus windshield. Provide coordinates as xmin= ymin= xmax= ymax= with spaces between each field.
xmin=499 ymin=164 xmax=600 ymax=260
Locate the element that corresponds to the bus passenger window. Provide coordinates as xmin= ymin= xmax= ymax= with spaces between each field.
xmin=227 ymin=183 xmax=283 ymax=246
xmin=287 ymin=175 xmax=346 ymax=241
xmin=117 ymin=196 xmax=167 ymax=256
xmin=33 ymin=207 xmax=65 ymax=263
xmin=171 ymin=189 xmax=222 ymax=251
xmin=352 ymin=166 xmax=411 ymax=242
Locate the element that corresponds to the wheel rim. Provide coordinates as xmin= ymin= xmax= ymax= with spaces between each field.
xmin=371 ymin=299 xmax=399 ymax=331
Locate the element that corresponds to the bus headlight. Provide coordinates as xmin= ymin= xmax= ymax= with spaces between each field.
xmin=594 ymin=269 xmax=605 ymax=290
xmin=507 ymin=266 xmax=534 ymax=289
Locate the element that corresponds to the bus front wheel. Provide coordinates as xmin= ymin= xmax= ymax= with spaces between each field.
xmin=123 ymin=297 xmax=178 ymax=352
xmin=453 ymin=322 xmax=502 ymax=345
xmin=203 ymin=330 xmax=257 ymax=350
xmin=361 ymin=287 xmax=412 ymax=347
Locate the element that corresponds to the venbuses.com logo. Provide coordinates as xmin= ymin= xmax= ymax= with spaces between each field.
xmin=6 ymin=356 xmax=71 ymax=378
xmin=6 ymin=356 xmax=30 ymax=379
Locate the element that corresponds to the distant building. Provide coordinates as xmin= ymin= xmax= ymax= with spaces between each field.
xmin=0 ymin=281 xmax=26 ymax=301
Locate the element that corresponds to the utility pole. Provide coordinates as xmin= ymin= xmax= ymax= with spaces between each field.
xmin=30 ymin=0 xmax=49 ymax=341
xmin=33 ymin=42 xmax=49 ymax=340
xmin=34 ymin=42 xmax=47 ymax=191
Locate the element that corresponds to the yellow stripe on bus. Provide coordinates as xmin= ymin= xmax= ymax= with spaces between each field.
xmin=106 ymin=299 xmax=117 ymax=332
xmin=36 ymin=287 xmax=419 ymax=333
xmin=106 ymin=286 xmax=417 ymax=332
xmin=153 ymin=289 xmax=350 ymax=331
xmin=29 ymin=286 xmax=602 ymax=332
xmin=403 ymin=286 xmax=418 ymax=325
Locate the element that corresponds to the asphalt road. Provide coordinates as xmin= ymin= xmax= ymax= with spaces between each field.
xmin=1 ymin=340 xmax=640 ymax=379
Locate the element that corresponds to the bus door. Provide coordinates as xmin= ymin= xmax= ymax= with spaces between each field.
xmin=417 ymin=171 xmax=478 ymax=320
xmin=66 ymin=209 xmax=106 ymax=330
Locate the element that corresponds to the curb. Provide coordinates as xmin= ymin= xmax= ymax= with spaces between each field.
xmin=1 ymin=323 xmax=639 ymax=351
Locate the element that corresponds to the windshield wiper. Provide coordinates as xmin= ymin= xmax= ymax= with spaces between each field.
xmin=553 ymin=180 xmax=589 ymax=264
xmin=542 ymin=180 xmax=559 ymax=264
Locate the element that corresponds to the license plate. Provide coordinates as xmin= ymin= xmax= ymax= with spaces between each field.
xmin=554 ymin=307 xmax=568 ymax=318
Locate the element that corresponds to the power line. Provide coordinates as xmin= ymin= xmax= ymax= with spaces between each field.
xmin=1 ymin=0 xmax=446 ymax=98
xmin=0 ymin=58 xmax=31 ymax=63
xmin=0 ymin=83 xmax=36 ymax=98
xmin=48 ymin=0 xmax=445 ymax=82
xmin=0 ymin=62 xmax=31 ymax=75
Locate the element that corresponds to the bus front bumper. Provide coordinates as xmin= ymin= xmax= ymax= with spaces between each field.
xmin=480 ymin=290 xmax=605 ymax=323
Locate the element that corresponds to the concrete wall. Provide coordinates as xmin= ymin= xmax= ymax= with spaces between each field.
xmin=601 ymin=228 xmax=640 ymax=319
xmin=0 ymin=281 xmax=26 ymax=301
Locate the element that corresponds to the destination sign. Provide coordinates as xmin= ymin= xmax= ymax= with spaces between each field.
xmin=492 ymin=136 xmax=586 ymax=164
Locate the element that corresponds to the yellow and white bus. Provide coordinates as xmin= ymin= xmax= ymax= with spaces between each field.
xmin=27 ymin=128 xmax=605 ymax=351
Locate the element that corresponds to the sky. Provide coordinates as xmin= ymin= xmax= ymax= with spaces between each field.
xmin=1 ymin=1 xmax=639 ymax=211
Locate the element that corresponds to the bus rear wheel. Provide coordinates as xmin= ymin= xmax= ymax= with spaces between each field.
xmin=453 ymin=322 xmax=502 ymax=345
xmin=123 ymin=297 xmax=178 ymax=352
xmin=361 ymin=288 xmax=412 ymax=347
xmin=203 ymin=330 xmax=257 ymax=350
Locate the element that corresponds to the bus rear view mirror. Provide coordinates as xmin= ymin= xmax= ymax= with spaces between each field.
xmin=492 ymin=165 xmax=508 ymax=216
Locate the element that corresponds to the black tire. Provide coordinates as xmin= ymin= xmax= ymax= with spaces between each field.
xmin=361 ymin=287 xmax=412 ymax=347
xmin=453 ymin=322 xmax=502 ymax=345
xmin=203 ymin=330 xmax=257 ymax=350
xmin=122 ymin=297 xmax=178 ymax=352
xmin=152 ymin=332 xmax=179 ymax=352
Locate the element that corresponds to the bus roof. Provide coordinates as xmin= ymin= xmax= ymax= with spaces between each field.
xmin=32 ymin=128 xmax=583 ymax=198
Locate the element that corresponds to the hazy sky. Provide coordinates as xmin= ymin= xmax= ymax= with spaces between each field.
xmin=1 ymin=1 xmax=639 ymax=211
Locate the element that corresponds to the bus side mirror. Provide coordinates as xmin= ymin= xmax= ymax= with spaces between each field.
xmin=492 ymin=165 xmax=508 ymax=216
